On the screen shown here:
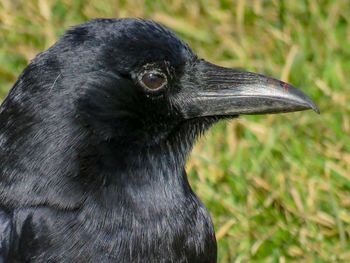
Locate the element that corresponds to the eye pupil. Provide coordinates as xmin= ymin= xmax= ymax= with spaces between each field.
xmin=141 ymin=72 xmax=166 ymax=90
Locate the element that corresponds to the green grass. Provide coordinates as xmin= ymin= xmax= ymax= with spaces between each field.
xmin=1 ymin=0 xmax=349 ymax=262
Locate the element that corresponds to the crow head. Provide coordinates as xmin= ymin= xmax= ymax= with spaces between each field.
xmin=53 ymin=19 xmax=318 ymax=149
xmin=0 ymin=18 xmax=318 ymax=207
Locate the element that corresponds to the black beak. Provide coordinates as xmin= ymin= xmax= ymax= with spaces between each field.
xmin=181 ymin=60 xmax=319 ymax=118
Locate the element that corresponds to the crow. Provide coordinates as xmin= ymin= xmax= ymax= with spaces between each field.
xmin=0 ymin=18 xmax=318 ymax=262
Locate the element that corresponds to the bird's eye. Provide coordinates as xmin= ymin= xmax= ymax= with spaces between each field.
xmin=140 ymin=72 xmax=167 ymax=91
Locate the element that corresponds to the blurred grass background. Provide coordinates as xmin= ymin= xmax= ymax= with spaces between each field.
xmin=0 ymin=0 xmax=349 ymax=262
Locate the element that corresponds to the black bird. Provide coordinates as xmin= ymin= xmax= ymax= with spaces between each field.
xmin=0 ymin=19 xmax=318 ymax=262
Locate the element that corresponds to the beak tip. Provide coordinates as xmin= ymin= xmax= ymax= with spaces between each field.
xmin=304 ymin=99 xmax=320 ymax=114
xmin=290 ymin=85 xmax=320 ymax=114
xmin=307 ymin=101 xmax=320 ymax=114
xmin=312 ymin=105 xmax=320 ymax=114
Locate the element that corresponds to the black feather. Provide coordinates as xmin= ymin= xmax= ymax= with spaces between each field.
xmin=0 ymin=19 xmax=217 ymax=262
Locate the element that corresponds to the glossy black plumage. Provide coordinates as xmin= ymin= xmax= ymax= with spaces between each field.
xmin=0 ymin=19 xmax=318 ymax=262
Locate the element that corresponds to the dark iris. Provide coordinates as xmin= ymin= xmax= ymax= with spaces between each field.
xmin=141 ymin=72 xmax=166 ymax=90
